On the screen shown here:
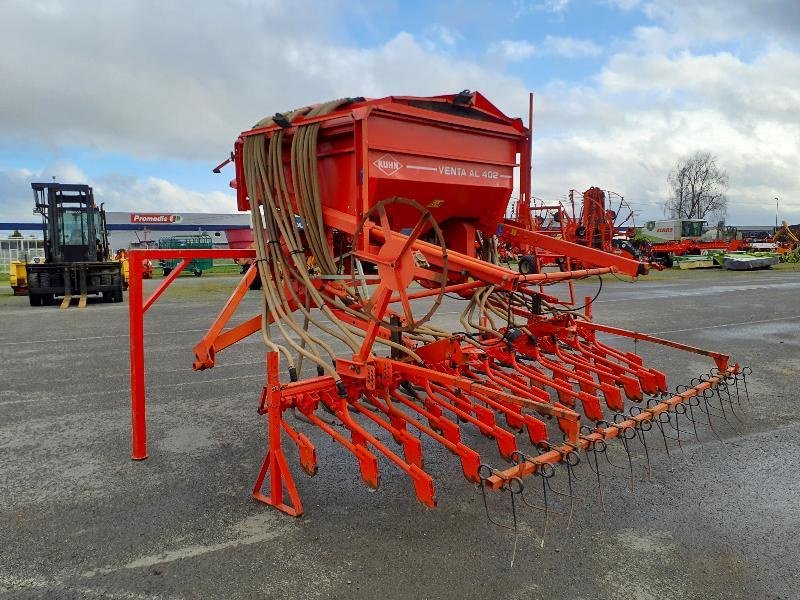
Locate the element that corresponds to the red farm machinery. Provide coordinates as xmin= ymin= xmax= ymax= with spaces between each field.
xmin=499 ymin=186 xmax=646 ymax=277
xmin=127 ymin=91 xmax=749 ymax=525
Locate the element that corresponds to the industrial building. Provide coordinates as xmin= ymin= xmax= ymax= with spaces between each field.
xmin=0 ymin=211 xmax=251 ymax=272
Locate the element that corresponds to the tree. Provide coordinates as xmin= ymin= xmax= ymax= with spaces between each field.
xmin=665 ymin=151 xmax=729 ymax=221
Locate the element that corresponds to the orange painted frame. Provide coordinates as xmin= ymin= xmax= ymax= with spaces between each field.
xmin=128 ymin=248 xmax=256 ymax=460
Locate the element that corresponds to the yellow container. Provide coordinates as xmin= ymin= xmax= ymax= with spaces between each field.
xmin=9 ymin=261 xmax=28 ymax=294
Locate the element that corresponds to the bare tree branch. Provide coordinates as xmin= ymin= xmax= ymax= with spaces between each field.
xmin=664 ymin=151 xmax=728 ymax=221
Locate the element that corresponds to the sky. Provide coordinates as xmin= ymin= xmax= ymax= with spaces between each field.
xmin=1 ymin=0 xmax=798 ymax=227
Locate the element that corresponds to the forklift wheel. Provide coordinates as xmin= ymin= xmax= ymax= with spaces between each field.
xmin=29 ymin=293 xmax=42 ymax=307
xmin=102 ymin=291 xmax=113 ymax=303
xmin=113 ymin=289 xmax=123 ymax=303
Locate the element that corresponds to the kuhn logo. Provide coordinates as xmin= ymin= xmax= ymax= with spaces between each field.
xmin=373 ymin=154 xmax=403 ymax=177
xmin=130 ymin=213 xmax=182 ymax=224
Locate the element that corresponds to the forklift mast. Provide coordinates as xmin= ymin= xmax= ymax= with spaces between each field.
xmin=31 ymin=182 xmax=111 ymax=263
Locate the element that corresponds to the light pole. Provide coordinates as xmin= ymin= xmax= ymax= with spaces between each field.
xmin=775 ymin=197 xmax=779 ymax=230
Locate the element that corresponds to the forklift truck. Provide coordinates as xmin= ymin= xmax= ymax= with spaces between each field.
xmin=27 ymin=183 xmax=124 ymax=308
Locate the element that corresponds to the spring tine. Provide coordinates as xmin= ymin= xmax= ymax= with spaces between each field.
xmin=713 ymin=382 xmax=730 ymax=424
xmin=539 ymin=464 xmax=553 ymax=548
xmin=585 ymin=439 xmax=605 ymax=512
xmin=542 ymin=462 xmax=584 ymax=517
xmin=720 ymin=379 xmax=745 ymax=424
xmin=687 ymin=397 xmax=701 ymax=440
xmin=653 ymin=414 xmax=673 ymax=462
xmin=717 ymin=382 xmax=742 ymax=425
xmin=701 ymin=388 xmax=726 ymax=445
xmin=478 ymin=464 xmax=514 ymax=531
xmin=636 ymin=419 xmax=653 ymax=481
xmin=680 ymin=396 xmax=698 ymax=425
xmin=510 ymin=491 xmax=519 ymax=568
xmin=622 ymin=426 xmax=640 ymax=490
xmin=731 ymin=373 xmax=743 ymax=406
xmin=670 ymin=406 xmax=691 ymax=465
xmin=593 ymin=419 xmax=624 ymax=470
xmin=741 ymin=367 xmax=752 ymax=403
xmin=565 ymin=453 xmax=578 ymax=529
xmin=725 ymin=375 xmax=746 ymax=413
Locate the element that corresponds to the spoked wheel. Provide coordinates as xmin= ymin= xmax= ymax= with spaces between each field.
xmin=606 ymin=191 xmax=636 ymax=235
xmin=350 ymin=197 xmax=448 ymax=332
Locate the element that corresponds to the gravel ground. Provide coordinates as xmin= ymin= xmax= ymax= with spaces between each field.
xmin=0 ymin=268 xmax=798 ymax=599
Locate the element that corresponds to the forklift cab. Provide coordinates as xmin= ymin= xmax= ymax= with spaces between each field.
xmin=32 ymin=183 xmax=111 ymax=263
xmin=59 ymin=205 xmax=105 ymax=262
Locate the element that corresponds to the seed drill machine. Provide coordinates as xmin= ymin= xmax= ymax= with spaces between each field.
xmin=130 ymin=91 xmax=748 ymax=525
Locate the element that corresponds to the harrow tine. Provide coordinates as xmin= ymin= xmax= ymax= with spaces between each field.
xmin=716 ymin=384 xmax=741 ymax=427
xmin=618 ymin=424 xmax=637 ymax=491
xmin=687 ymin=396 xmax=701 ymax=440
xmin=559 ymin=450 xmax=582 ymax=528
xmin=647 ymin=400 xmax=674 ymax=462
xmin=695 ymin=375 xmax=732 ymax=427
xmin=729 ymin=373 xmax=743 ymax=406
xmin=506 ymin=452 xmax=564 ymax=547
xmin=624 ymin=406 xmax=654 ymax=481
xmin=740 ymin=366 xmax=753 ymax=403
xmin=530 ymin=448 xmax=583 ymax=509
xmin=594 ymin=420 xmax=627 ymax=471
xmin=583 ymin=438 xmax=606 ymax=512
xmin=716 ymin=378 xmax=744 ymax=425
xmin=699 ymin=387 xmax=727 ymax=445
xmin=478 ymin=464 xmax=522 ymax=536
xmin=638 ymin=419 xmax=654 ymax=481
xmin=667 ymin=407 xmax=692 ymax=465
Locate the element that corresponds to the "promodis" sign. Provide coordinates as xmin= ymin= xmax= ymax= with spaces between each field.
xmin=130 ymin=213 xmax=182 ymax=224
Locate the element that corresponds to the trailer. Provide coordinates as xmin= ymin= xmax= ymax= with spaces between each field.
xmin=157 ymin=234 xmax=214 ymax=276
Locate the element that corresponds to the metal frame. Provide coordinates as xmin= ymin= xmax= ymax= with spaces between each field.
xmin=123 ymin=91 xmax=746 ymax=521
xmin=128 ymin=248 xmax=255 ymax=460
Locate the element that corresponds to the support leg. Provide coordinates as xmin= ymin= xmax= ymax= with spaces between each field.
xmin=130 ymin=255 xmax=148 ymax=460
xmin=252 ymin=351 xmax=304 ymax=517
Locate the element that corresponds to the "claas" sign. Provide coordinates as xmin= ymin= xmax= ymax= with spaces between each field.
xmin=130 ymin=213 xmax=182 ymax=224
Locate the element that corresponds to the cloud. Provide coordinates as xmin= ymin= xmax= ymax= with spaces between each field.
xmin=489 ymin=36 xmax=601 ymax=63
xmin=518 ymin=1 xmax=800 ymax=224
xmin=0 ymin=2 xmax=530 ymax=162
xmin=489 ymin=40 xmax=537 ymax=62
xmin=541 ymin=35 xmax=602 ymax=57
xmin=0 ymin=161 xmax=91 ymax=221
xmin=0 ymin=0 xmax=798 ymax=227
xmin=424 ymin=24 xmax=461 ymax=48
xmin=642 ymin=0 xmax=800 ymax=45
xmin=538 ymin=0 xmax=570 ymax=14
xmin=0 ymin=162 xmax=235 ymax=222
xmin=527 ymin=43 xmax=800 ymax=224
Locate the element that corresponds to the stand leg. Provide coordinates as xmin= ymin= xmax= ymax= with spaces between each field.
xmin=252 ymin=351 xmax=304 ymax=517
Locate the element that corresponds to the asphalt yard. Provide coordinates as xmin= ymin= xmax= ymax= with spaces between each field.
xmin=1 ymin=267 xmax=799 ymax=599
